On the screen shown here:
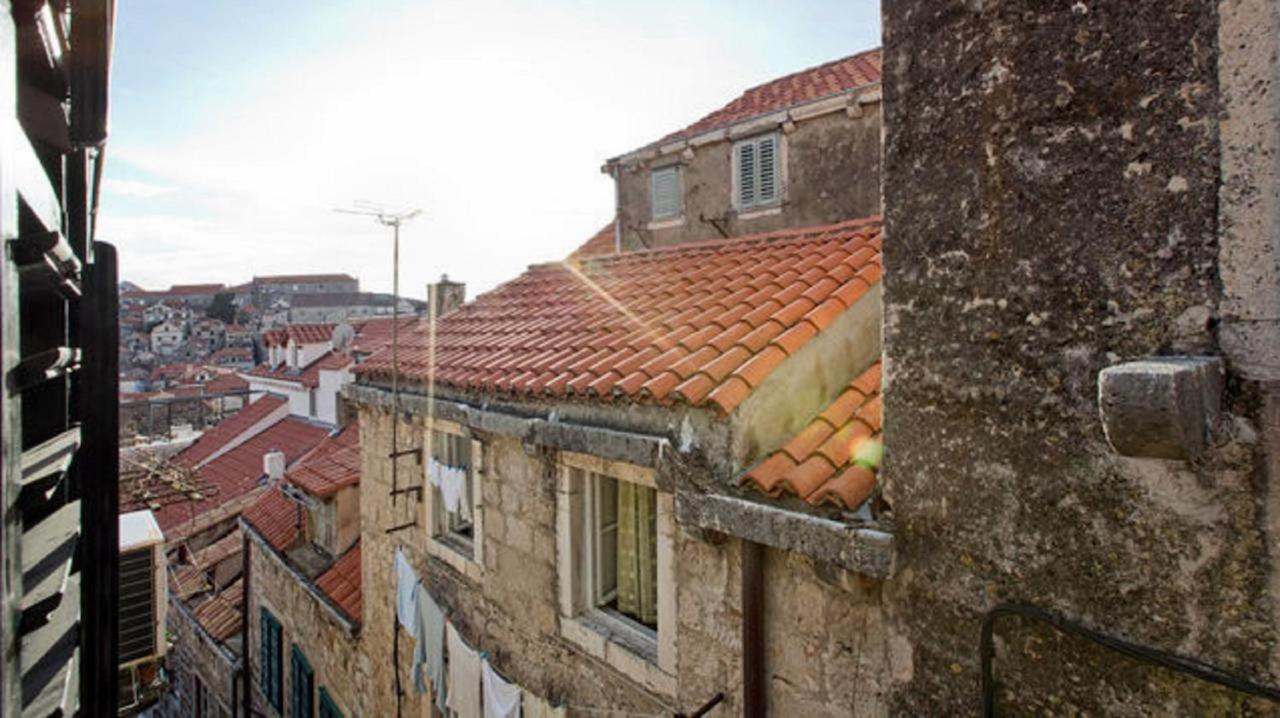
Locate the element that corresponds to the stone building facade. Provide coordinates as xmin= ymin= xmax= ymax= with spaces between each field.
xmin=607 ymin=50 xmax=883 ymax=252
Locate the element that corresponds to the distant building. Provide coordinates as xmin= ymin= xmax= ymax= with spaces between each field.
xmin=151 ymin=319 xmax=188 ymax=356
xmin=251 ymin=273 xmax=358 ymax=308
xmin=123 ymin=283 xmax=227 ymax=309
xmin=287 ymin=291 xmax=419 ymax=324
xmin=191 ymin=318 xmax=227 ymax=351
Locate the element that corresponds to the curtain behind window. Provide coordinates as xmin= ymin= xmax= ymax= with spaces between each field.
xmin=616 ymin=482 xmax=658 ymax=626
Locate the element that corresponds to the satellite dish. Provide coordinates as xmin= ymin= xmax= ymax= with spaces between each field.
xmin=331 ymin=322 xmax=356 ymax=352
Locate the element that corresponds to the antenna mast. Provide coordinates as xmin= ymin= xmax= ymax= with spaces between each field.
xmin=335 ymin=204 xmax=422 ymax=522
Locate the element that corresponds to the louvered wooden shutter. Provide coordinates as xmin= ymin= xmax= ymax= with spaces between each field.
xmin=757 ymin=135 xmax=777 ymax=204
xmin=737 ymin=141 xmax=756 ymax=207
xmin=650 ymin=167 xmax=680 ymax=219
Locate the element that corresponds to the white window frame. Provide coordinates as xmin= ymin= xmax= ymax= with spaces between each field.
xmin=424 ymin=418 xmax=484 ymax=582
xmin=732 ymin=132 xmax=784 ymax=212
xmin=556 ymin=451 xmax=676 ymax=696
xmin=649 ymin=165 xmax=682 ymax=222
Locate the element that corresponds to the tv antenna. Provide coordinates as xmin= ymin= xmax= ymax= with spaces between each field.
xmin=334 ymin=203 xmax=422 ymax=518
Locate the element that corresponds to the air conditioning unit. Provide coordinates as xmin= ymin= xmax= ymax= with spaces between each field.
xmin=119 ymin=510 xmax=167 ymax=667
xmin=263 ymin=450 xmax=286 ymax=480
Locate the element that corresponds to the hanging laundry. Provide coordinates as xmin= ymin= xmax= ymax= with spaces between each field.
xmin=481 ymin=658 xmax=522 ymax=718
xmin=446 ymin=624 xmax=483 ymax=718
xmin=394 ymin=548 xmax=419 ymax=633
xmin=412 ymin=586 xmax=448 ymax=714
xmin=427 ymin=457 xmax=444 ymax=488
xmin=440 ymin=463 xmax=470 ymax=519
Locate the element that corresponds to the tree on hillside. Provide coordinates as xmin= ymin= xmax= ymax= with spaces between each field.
xmin=206 ymin=292 xmax=235 ymax=323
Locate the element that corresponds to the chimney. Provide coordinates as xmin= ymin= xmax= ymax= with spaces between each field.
xmin=427 ymin=274 xmax=466 ymax=319
xmin=262 ymin=450 xmax=285 ymax=481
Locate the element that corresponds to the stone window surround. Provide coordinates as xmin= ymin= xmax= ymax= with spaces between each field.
xmin=555 ymin=450 xmax=677 ymax=697
xmin=731 ymin=131 xmax=786 ymax=213
xmin=423 ymin=417 xmax=485 ymax=583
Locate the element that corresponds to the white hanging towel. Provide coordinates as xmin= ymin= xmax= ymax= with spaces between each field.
xmin=481 ymin=658 xmax=522 ymax=718
xmin=427 ymin=457 xmax=444 ymax=488
xmin=446 ymin=624 xmax=482 ymax=718
xmin=441 ymin=464 xmax=470 ymax=519
xmin=394 ymin=548 xmax=419 ymax=633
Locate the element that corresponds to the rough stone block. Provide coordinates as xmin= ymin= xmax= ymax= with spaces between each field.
xmin=1098 ymin=356 xmax=1223 ymax=460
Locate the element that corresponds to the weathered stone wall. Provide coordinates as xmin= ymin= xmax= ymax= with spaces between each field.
xmin=882 ymin=1 xmax=1280 ymax=713
xmin=355 ymin=402 xmax=892 ymax=716
xmin=245 ymin=536 xmax=367 ymax=717
xmin=155 ymin=598 xmax=237 ymax=718
xmin=614 ymin=106 xmax=882 ymax=251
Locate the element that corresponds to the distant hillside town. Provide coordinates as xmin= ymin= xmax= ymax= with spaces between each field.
xmin=118 ymin=272 xmax=434 ymax=444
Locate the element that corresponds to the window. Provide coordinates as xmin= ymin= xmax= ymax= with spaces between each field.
xmin=291 ymin=645 xmax=314 ymax=718
xmin=428 ymin=429 xmax=475 ymax=551
xmin=260 ymin=609 xmax=283 ymax=710
xmin=319 ymin=688 xmax=343 ymax=718
xmin=650 ymin=166 xmax=681 ymax=220
xmin=556 ymin=454 xmax=676 ymax=694
xmin=589 ymin=473 xmax=657 ymax=628
xmin=733 ymin=133 xmax=779 ymax=209
xmin=194 ymin=675 xmax=207 ymax=718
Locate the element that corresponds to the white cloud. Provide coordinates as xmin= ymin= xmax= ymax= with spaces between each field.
xmin=99 ymin=0 xmax=795 ymax=297
xmin=102 ymin=178 xmax=176 ymax=199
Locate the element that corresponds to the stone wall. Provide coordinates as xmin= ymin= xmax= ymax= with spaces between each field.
xmin=882 ymin=0 xmax=1280 ymax=713
xmin=156 ymin=597 xmax=237 ymax=718
xmin=614 ymin=105 xmax=882 ymax=251
xmin=355 ymin=401 xmax=892 ymax=716
xmin=245 ymin=534 xmax=366 ymax=717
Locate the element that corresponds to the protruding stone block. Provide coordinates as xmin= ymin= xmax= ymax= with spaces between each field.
xmin=1098 ymin=356 xmax=1223 ymax=460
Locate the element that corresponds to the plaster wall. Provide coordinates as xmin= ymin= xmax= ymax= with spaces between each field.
xmin=614 ymin=105 xmax=882 ymax=251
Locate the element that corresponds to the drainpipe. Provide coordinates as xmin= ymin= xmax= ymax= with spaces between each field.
xmin=742 ymin=539 xmax=766 ymax=717
xmin=241 ymin=535 xmax=252 ymax=717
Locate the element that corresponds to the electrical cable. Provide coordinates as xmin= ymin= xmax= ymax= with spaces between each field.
xmin=981 ymin=602 xmax=1280 ymax=716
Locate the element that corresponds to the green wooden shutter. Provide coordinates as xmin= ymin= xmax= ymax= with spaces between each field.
xmin=319 ymin=688 xmax=343 ymax=718
xmin=291 ymin=645 xmax=314 ymax=718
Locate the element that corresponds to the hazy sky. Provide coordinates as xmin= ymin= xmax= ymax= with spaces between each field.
xmin=101 ymin=1 xmax=881 ymax=298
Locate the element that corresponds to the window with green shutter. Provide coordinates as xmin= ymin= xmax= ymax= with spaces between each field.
xmin=291 ymin=645 xmax=314 ymax=718
xmin=319 ymin=688 xmax=343 ymax=718
xmin=260 ymin=609 xmax=283 ymax=710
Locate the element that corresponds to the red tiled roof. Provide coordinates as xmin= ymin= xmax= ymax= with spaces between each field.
xmin=354 ymin=217 xmax=882 ymax=416
xmin=246 ymin=349 xmax=352 ymax=389
xmin=175 ymin=395 xmax=288 ymax=467
xmin=262 ymin=323 xmax=336 ymax=347
xmin=192 ymin=577 xmax=244 ymax=642
xmin=169 ymin=283 xmax=226 ymax=294
xmin=255 ymin=274 xmax=357 ymax=285
xmin=210 ymin=347 xmax=253 ymax=363
xmin=155 ymin=417 xmax=330 ymax=533
xmin=349 ymin=316 xmax=419 ymax=355
xmin=315 ymin=542 xmax=361 ymax=623
xmin=205 ymin=373 xmax=249 ymax=393
xmin=740 ymin=361 xmax=882 ymax=510
xmin=657 ymin=49 xmax=881 ymax=146
xmin=567 ymin=222 xmax=617 ymax=260
xmin=288 ymin=426 xmax=359 ymax=498
xmin=242 ymin=485 xmax=302 ymax=551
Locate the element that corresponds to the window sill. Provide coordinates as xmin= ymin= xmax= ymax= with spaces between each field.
xmin=646 ymin=216 xmax=685 ymax=231
xmin=559 ymin=611 xmax=675 ymax=696
xmin=427 ymin=534 xmax=482 ymax=582
xmin=736 ymin=205 xmax=782 ymax=221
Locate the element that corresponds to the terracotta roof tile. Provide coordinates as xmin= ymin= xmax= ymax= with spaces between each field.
xmin=242 ymin=485 xmax=302 ymax=552
xmin=644 ymin=48 xmax=881 ymax=147
xmin=314 ymin=542 xmax=361 ymax=623
xmin=740 ymin=361 xmax=882 ymax=511
xmin=192 ymin=578 xmax=244 ymax=643
xmin=175 ymin=395 xmax=288 ymax=467
xmin=287 ymin=426 xmax=360 ymax=498
xmin=354 ymin=218 xmax=882 ymax=416
xmin=154 ymin=417 xmax=329 ymax=534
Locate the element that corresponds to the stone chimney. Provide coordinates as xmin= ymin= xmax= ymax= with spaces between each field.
xmin=262 ymin=450 xmax=285 ymax=481
xmin=427 ymin=274 xmax=465 ymax=319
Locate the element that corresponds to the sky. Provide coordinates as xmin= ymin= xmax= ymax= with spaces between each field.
xmin=101 ymin=1 xmax=881 ymax=299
